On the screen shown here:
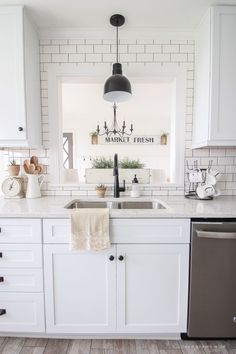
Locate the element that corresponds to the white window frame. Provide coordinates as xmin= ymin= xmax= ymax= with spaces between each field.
xmin=47 ymin=63 xmax=186 ymax=187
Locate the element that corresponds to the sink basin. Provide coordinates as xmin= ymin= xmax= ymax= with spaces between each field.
xmin=65 ymin=200 xmax=112 ymax=209
xmin=117 ymin=201 xmax=166 ymax=210
xmin=64 ymin=200 xmax=167 ymax=210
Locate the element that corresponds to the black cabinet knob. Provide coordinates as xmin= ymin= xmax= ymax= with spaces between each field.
xmin=0 ymin=309 xmax=6 ymax=316
xmin=18 ymin=127 xmax=23 ymax=131
xmin=0 ymin=252 xmax=2 ymax=258
xmin=118 ymin=255 xmax=124 ymax=261
xmin=0 ymin=277 xmax=4 ymax=282
xmin=109 ymin=255 xmax=115 ymax=261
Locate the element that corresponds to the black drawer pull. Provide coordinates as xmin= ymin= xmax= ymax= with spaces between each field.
xmin=0 ymin=309 xmax=6 ymax=316
xmin=0 ymin=253 xmax=2 ymax=258
xmin=18 ymin=127 xmax=23 ymax=131
xmin=109 ymin=255 xmax=115 ymax=261
xmin=118 ymin=255 xmax=124 ymax=261
xmin=0 ymin=277 xmax=4 ymax=282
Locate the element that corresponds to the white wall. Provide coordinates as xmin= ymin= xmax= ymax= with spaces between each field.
xmin=62 ymin=80 xmax=172 ymax=181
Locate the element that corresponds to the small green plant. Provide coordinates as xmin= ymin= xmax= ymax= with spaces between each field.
xmin=91 ymin=157 xmax=114 ymax=169
xmin=96 ymin=184 xmax=106 ymax=190
xmin=9 ymin=159 xmax=17 ymax=166
xmin=119 ymin=158 xmax=144 ymax=169
xmin=90 ymin=131 xmax=98 ymax=137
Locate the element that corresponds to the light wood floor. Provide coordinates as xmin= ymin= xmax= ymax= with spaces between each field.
xmin=0 ymin=337 xmax=235 ymax=354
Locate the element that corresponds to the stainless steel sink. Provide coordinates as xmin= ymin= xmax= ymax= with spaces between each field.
xmin=117 ymin=201 xmax=166 ymax=209
xmin=64 ymin=200 xmax=167 ymax=210
xmin=65 ymin=200 xmax=113 ymax=209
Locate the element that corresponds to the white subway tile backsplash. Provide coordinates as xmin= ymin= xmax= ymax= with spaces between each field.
xmin=4 ymin=36 xmax=236 ymax=196
xmin=43 ymin=45 xmax=59 ymax=54
xmin=77 ymin=44 xmax=93 ymax=53
xmin=163 ymin=44 xmax=179 ymax=53
xmin=86 ymin=53 xmax=102 ymax=62
xmin=94 ymin=44 xmax=110 ymax=53
xmin=128 ymin=44 xmax=145 ymax=53
xmin=60 ymin=45 xmax=76 ymax=53
xmin=51 ymin=54 xmax=68 ymax=62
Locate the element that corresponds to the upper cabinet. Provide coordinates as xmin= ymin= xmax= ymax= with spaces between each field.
xmin=0 ymin=6 xmax=41 ymax=147
xmin=192 ymin=6 xmax=236 ymax=148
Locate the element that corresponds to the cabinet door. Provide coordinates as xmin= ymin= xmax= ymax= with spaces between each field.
xmin=210 ymin=6 xmax=236 ymax=142
xmin=0 ymin=7 xmax=26 ymax=141
xmin=117 ymin=244 xmax=189 ymax=333
xmin=44 ymin=245 xmax=116 ymax=333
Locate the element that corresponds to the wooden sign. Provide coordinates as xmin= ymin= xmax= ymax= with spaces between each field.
xmin=98 ymin=135 xmax=160 ymax=145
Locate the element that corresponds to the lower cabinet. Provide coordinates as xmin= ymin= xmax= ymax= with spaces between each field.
xmin=44 ymin=243 xmax=189 ymax=334
xmin=44 ymin=245 xmax=117 ymax=333
xmin=116 ymin=244 xmax=189 ymax=333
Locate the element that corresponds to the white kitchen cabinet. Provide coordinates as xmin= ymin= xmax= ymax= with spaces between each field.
xmin=0 ymin=292 xmax=45 ymax=332
xmin=0 ymin=6 xmax=41 ymax=147
xmin=0 ymin=218 xmax=45 ymax=333
xmin=44 ymin=240 xmax=189 ymax=334
xmin=192 ymin=6 xmax=236 ymax=148
xmin=44 ymin=244 xmax=116 ymax=334
xmin=117 ymin=244 xmax=189 ymax=333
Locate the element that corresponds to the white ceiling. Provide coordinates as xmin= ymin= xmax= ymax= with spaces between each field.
xmin=1 ymin=0 xmax=236 ymax=29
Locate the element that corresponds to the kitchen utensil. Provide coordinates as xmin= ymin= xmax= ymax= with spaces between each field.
xmin=30 ymin=156 xmax=38 ymax=166
xmin=28 ymin=163 xmax=35 ymax=174
xmin=26 ymin=174 xmax=45 ymax=198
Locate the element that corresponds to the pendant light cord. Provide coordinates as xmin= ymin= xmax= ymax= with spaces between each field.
xmin=116 ymin=22 xmax=119 ymax=63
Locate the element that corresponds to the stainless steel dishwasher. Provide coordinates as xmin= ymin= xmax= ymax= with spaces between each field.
xmin=186 ymin=220 xmax=236 ymax=338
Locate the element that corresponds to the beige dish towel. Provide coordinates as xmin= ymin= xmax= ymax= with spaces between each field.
xmin=70 ymin=208 xmax=110 ymax=251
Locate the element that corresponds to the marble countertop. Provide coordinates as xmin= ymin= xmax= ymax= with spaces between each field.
xmin=0 ymin=195 xmax=236 ymax=218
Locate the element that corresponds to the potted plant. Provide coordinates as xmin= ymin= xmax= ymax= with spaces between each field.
xmin=119 ymin=158 xmax=144 ymax=169
xmin=95 ymin=184 xmax=107 ymax=198
xmin=90 ymin=131 xmax=98 ymax=145
xmin=85 ymin=156 xmax=150 ymax=184
xmin=8 ymin=159 xmax=20 ymax=176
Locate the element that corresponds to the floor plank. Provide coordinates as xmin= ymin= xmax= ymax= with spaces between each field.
xmin=44 ymin=339 xmax=69 ymax=354
xmin=157 ymin=341 xmax=181 ymax=350
xmin=67 ymin=339 xmax=91 ymax=354
xmin=0 ymin=338 xmax=25 ymax=354
xmin=0 ymin=337 xmax=233 ymax=354
xmin=19 ymin=347 xmax=45 ymax=354
xmin=180 ymin=340 xmax=205 ymax=354
xmin=23 ymin=339 xmax=48 ymax=348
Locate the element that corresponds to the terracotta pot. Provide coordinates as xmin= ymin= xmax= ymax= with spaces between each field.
xmin=8 ymin=165 xmax=20 ymax=176
xmin=96 ymin=188 xmax=106 ymax=198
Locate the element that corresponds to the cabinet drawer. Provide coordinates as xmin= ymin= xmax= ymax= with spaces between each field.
xmin=111 ymin=219 xmax=190 ymax=243
xmin=43 ymin=218 xmax=190 ymax=244
xmin=0 ymin=292 xmax=45 ymax=332
xmin=0 ymin=268 xmax=43 ymax=292
xmin=0 ymin=219 xmax=41 ymax=243
xmin=0 ymin=244 xmax=42 ymax=268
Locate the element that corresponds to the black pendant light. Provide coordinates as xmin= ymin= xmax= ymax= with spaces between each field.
xmin=103 ymin=14 xmax=132 ymax=102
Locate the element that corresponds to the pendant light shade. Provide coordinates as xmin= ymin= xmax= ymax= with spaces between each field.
xmin=103 ymin=63 xmax=132 ymax=102
xmin=103 ymin=14 xmax=132 ymax=102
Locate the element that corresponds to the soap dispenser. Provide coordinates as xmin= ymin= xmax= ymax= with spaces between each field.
xmin=131 ymin=174 xmax=141 ymax=198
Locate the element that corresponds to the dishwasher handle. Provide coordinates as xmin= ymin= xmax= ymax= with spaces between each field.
xmin=196 ymin=230 xmax=236 ymax=240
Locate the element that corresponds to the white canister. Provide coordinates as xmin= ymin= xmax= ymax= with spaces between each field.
xmin=26 ymin=174 xmax=45 ymax=198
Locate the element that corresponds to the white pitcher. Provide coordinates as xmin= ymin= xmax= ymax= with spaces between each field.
xmin=26 ymin=174 xmax=45 ymax=198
